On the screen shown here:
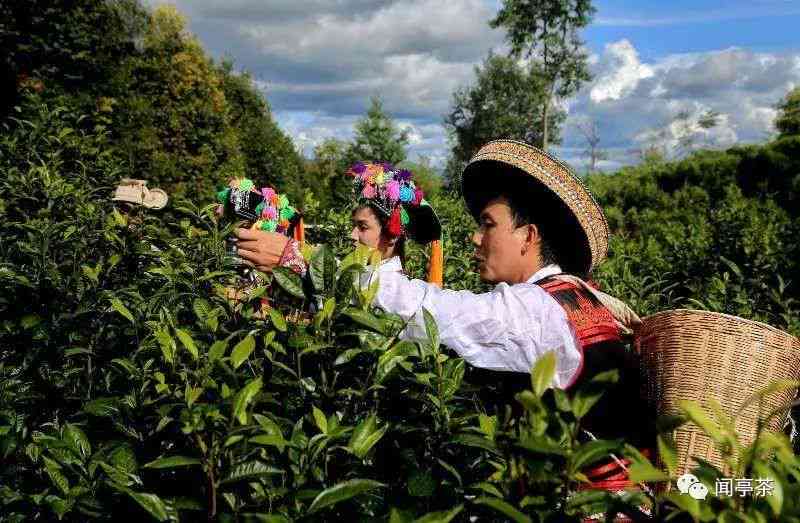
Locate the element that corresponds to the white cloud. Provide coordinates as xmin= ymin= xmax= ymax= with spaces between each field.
xmin=149 ymin=1 xmax=799 ymax=171
xmin=590 ymin=39 xmax=653 ymax=103
xmin=560 ymin=41 xmax=799 ymax=168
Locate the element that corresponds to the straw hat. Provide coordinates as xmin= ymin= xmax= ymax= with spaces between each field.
xmin=113 ymin=179 xmax=168 ymax=210
xmin=461 ymin=140 xmax=609 ymax=275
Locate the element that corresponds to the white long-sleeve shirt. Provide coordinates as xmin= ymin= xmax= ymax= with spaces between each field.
xmin=364 ymin=258 xmax=583 ymax=388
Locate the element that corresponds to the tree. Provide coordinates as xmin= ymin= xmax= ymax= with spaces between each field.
xmin=577 ymin=118 xmax=607 ymax=173
xmin=218 ymin=61 xmax=305 ymax=201
xmin=345 ymin=96 xmax=409 ymax=165
xmin=444 ymin=53 xmax=564 ymax=187
xmin=490 ymin=0 xmax=595 ymax=151
xmin=632 ymin=109 xmax=720 ymax=162
xmin=776 ymin=87 xmax=800 ymax=137
xmin=303 ymin=138 xmax=351 ymax=207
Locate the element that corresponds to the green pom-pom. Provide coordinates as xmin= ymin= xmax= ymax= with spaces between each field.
xmin=217 ymin=187 xmax=231 ymax=204
xmin=280 ymin=206 xmax=295 ymax=220
xmin=254 ymin=202 xmax=265 ymax=217
xmin=278 ymin=194 xmax=289 ymax=209
xmin=400 ymin=207 xmax=410 ymax=226
xmin=263 ymin=220 xmax=278 ymax=232
xmin=239 ymin=179 xmax=254 ymax=192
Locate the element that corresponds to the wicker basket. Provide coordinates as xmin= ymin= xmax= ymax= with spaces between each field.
xmin=636 ymin=309 xmax=800 ymax=476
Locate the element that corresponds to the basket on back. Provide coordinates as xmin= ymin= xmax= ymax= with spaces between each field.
xmin=636 ymin=309 xmax=800 ymax=476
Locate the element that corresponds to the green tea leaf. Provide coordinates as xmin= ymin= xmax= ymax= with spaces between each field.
xmin=422 ymin=308 xmax=439 ymax=350
xmin=571 ymin=439 xmax=621 ymax=472
xmin=174 ymin=328 xmax=198 ymax=360
xmin=349 ymin=413 xmax=388 ymax=459
xmin=43 ymin=456 xmax=69 ymax=495
xmin=109 ymin=297 xmax=134 ymax=323
xmin=83 ymin=397 xmax=119 ymax=417
xmin=269 ymin=308 xmax=287 ymax=332
xmin=143 ymin=456 xmax=201 ymax=469
xmin=738 ymin=379 xmax=800 ymax=414
xmin=125 ymin=491 xmax=169 ymax=522
xmin=231 ymin=335 xmax=256 ymax=369
xmin=63 ymin=424 xmax=91 ymax=459
xmin=627 ymin=461 xmax=669 ymax=484
xmin=208 ymin=340 xmax=228 ymax=362
xmin=273 ymin=266 xmax=306 ymax=299
xmin=307 ymin=479 xmax=385 ymax=513
xmin=531 ymin=351 xmax=556 ymax=397
xmin=678 ymin=400 xmax=724 ymax=443
xmin=342 ymin=307 xmax=384 ymax=332
xmin=219 ymin=461 xmax=283 ymax=486
xmin=249 ymin=434 xmax=286 ymax=452
xmin=232 ymin=377 xmax=263 ymax=425
xmin=473 ymin=497 xmax=531 ymax=523
xmin=413 ymin=505 xmax=463 ymax=523
xmin=312 ymin=406 xmax=328 ymax=434
xmin=657 ymin=434 xmax=678 ymax=477
xmin=310 ymin=244 xmax=336 ymax=294
xmin=478 ymin=414 xmax=497 ymax=440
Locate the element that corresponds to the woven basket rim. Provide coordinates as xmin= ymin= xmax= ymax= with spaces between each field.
xmin=641 ymin=308 xmax=800 ymax=343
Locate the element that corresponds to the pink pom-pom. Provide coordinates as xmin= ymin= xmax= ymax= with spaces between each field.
xmin=414 ymin=187 xmax=424 ymax=205
xmin=386 ymin=180 xmax=401 ymax=201
xmin=362 ymin=184 xmax=377 ymax=199
xmin=262 ymin=187 xmax=276 ymax=201
xmin=264 ymin=206 xmax=278 ymax=220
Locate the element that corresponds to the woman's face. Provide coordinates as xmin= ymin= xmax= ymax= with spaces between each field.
xmin=350 ymin=206 xmax=397 ymax=259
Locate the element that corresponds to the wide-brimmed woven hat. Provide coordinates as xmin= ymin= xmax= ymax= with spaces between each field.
xmin=461 ymin=140 xmax=608 ymax=275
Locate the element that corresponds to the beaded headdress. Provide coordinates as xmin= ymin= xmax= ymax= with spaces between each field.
xmin=347 ymin=162 xmax=425 ymax=239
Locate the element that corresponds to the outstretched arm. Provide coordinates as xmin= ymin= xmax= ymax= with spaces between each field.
xmin=365 ymin=270 xmax=582 ymax=388
xmin=235 ymin=229 xmax=306 ymax=275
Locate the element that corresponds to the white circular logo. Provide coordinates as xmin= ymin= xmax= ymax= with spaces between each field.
xmin=676 ymin=473 xmax=708 ymax=500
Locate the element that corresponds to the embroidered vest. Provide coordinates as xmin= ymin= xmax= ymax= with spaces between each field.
xmin=537 ymin=275 xmax=655 ymax=490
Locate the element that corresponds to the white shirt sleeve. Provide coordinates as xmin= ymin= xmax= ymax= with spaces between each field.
xmin=365 ymin=266 xmax=583 ymax=389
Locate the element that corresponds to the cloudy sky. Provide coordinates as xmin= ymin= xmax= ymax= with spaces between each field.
xmin=148 ymin=0 xmax=800 ymax=171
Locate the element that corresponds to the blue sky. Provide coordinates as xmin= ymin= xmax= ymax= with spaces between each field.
xmin=588 ymin=0 xmax=800 ymax=57
xmin=150 ymin=0 xmax=800 ymax=171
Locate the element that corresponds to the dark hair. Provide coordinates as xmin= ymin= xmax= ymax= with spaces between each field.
xmin=500 ymin=191 xmax=559 ymax=268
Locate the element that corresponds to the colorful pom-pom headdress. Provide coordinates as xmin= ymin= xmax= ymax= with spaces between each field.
xmin=217 ymin=179 xmax=305 ymax=243
xmin=347 ymin=162 xmax=443 ymax=287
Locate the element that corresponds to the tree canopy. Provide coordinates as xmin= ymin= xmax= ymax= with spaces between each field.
xmin=490 ymin=0 xmax=595 ymax=150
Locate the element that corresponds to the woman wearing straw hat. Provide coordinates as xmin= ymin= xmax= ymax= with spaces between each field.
xmin=234 ymin=161 xmax=444 ymax=287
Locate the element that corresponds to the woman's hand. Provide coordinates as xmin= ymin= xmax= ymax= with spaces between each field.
xmin=234 ymin=228 xmax=290 ymax=272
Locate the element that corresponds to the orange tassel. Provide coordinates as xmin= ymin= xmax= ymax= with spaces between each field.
xmin=293 ymin=216 xmax=305 ymax=245
xmin=387 ymin=207 xmax=402 ymax=237
xmin=427 ymin=240 xmax=443 ymax=288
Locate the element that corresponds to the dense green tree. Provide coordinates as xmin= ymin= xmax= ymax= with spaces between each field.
xmin=0 ymin=0 xmax=147 ymax=118
xmin=218 ymin=62 xmax=305 ymax=201
xmin=303 ymin=138 xmax=352 ymax=208
xmin=776 ymin=86 xmax=800 ymax=137
xmin=2 ymin=1 xmax=302 ymax=201
xmin=443 ymin=53 xmax=563 ymax=187
xmin=490 ymin=0 xmax=595 ymax=150
xmin=345 ymin=96 xmax=409 ymax=166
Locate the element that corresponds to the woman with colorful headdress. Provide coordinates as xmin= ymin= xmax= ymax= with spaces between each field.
xmin=217 ymin=178 xmax=304 ymax=315
xmin=234 ymin=162 xmax=442 ymax=286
